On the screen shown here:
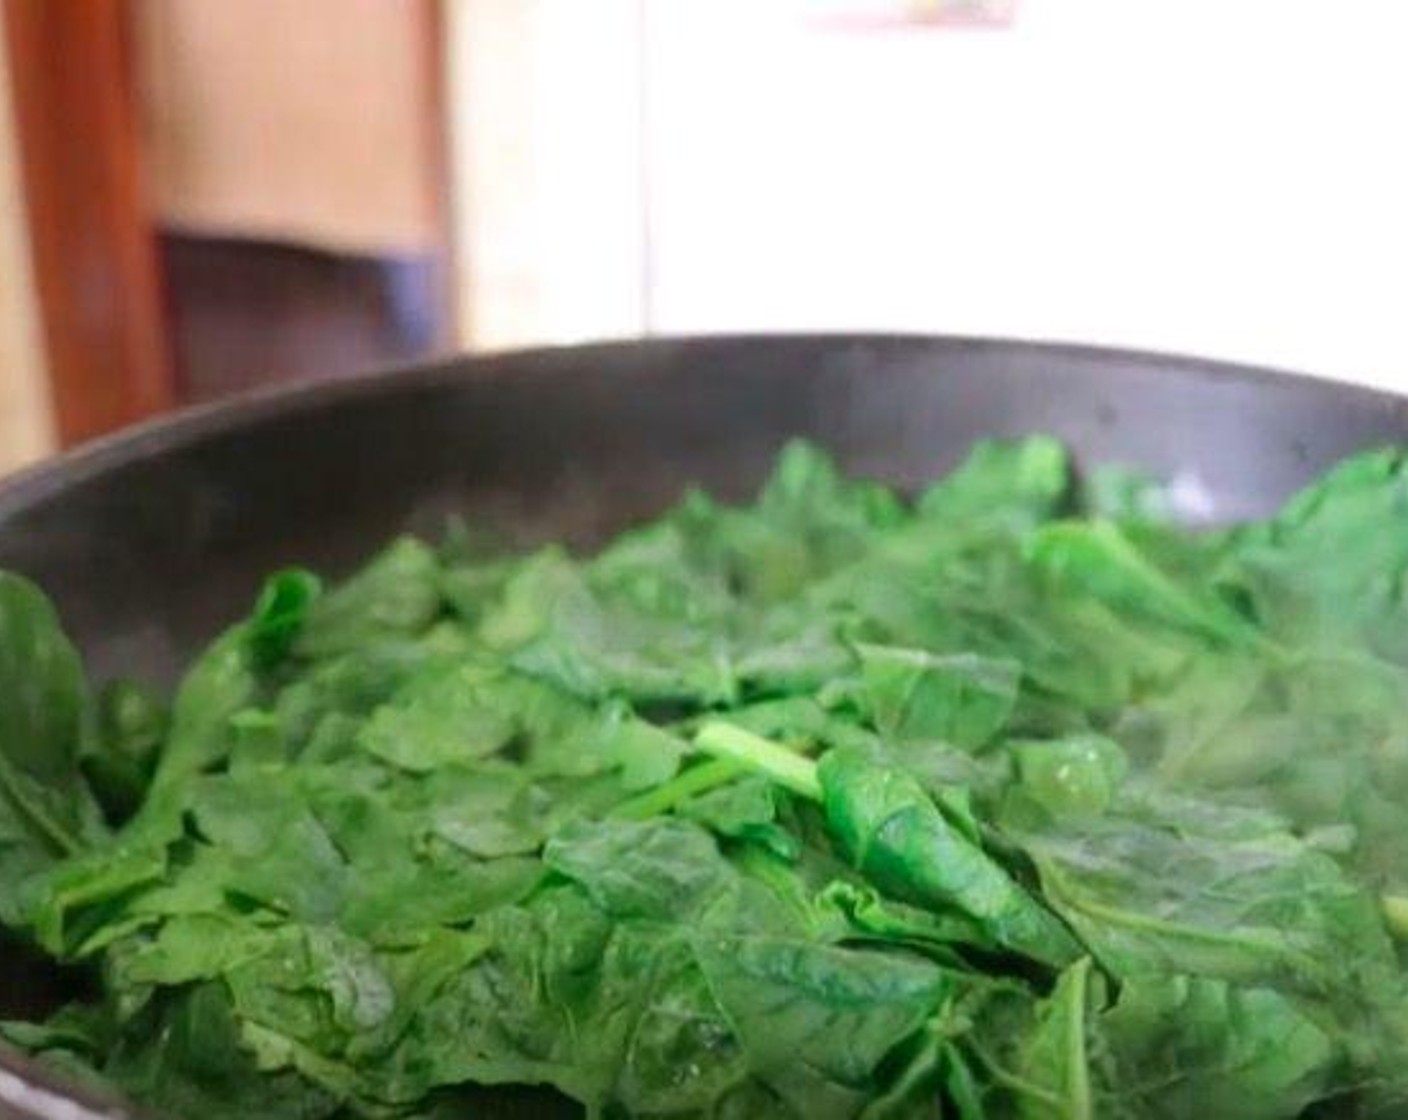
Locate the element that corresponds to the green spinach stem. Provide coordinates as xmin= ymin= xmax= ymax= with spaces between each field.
xmin=693 ymin=721 xmax=822 ymax=801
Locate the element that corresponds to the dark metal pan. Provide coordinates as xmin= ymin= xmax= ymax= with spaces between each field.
xmin=2 ymin=334 xmax=1407 ymax=1119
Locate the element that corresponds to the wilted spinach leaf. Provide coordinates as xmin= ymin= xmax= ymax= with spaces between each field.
xmin=0 ymin=573 xmax=105 ymax=924
xmin=6 ymin=438 xmax=1408 ymax=1119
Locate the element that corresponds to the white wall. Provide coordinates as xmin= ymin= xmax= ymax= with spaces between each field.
xmin=449 ymin=0 xmax=1408 ymax=389
xmin=445 ymin=0 xmax=646 ymax=349
xmin=0 ymin=16 xmax=52 ymax=475
xmin=643 ymin=0 xmax=1408 ymax=388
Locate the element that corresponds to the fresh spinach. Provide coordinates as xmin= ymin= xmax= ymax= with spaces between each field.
xmin=0 ymin=573 xmax=105 ymax=924
xmin=5 ymin=438 xmax=1408 ymax=1118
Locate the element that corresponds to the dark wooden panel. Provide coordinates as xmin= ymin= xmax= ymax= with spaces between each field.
xmin=3 ymin=0 xmax=173 ymax=445
xmin=162 ymin=234 xmax=445 ymax=404
xmin=419 ymin=0 xmax=454 ymax=340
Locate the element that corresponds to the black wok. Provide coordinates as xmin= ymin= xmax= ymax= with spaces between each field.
xmin=2 ymin=334 xmax=1407 ymax=1119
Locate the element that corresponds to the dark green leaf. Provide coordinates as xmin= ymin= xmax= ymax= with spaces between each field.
xmin=857 ymin=643 xmax=1020 ymax=750
xmin=818 ymin=745 xmax=1079 ymax=969
xmin=0 ymin=573 xmax=105 ymax=924
xmin=247 ymin=568 xmax=322 ymax=669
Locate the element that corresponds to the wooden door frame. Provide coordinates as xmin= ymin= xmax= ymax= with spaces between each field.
xmin=3 ymin=0 xmax=173 ymax=446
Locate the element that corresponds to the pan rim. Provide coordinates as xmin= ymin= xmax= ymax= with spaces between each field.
xmin=2 ymin=331 xmax=1404 ymax=524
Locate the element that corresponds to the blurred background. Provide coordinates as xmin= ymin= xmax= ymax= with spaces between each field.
xmin=2 ymin=0 xmax=1407 ymax=478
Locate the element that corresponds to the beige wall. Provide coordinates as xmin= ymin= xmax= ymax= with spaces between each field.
xmin=0 ymin=17 xmax=53 ymax=476
xmin=138 ymin=0 xmax=440 ymax=255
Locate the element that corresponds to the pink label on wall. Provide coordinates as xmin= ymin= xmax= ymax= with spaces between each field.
xmin=804 ymin=0 xmax=1015 ymax=30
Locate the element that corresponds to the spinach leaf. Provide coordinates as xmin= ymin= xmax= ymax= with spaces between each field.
xmin=856 ymin=644 xmax=1021 ymax=750
xmin=247 ymin=568 xmax=322 ymax=669
xmin=691 ymin=934 xmax=957 ymax=1118
xmin=817 ymin=745 xmax=1080 ymax=970
xmin=0 ymin=574 xmax=105 ymax=924
xmin=1012 ymin=956 xmax=1096 ymax=1120
xmin=81 ymin=680 xmax=167 ymax=822
xmin=0 ymin=572 xmax=87 ymax=790
xmin=1099 ymin=973 xmax=1339 ymax=1120
xmin=296 ymin=536 xmax=443 ymax=657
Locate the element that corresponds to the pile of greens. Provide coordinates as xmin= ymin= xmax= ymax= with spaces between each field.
xmin=5 ymin=437 xmax=1408 ymax=1119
